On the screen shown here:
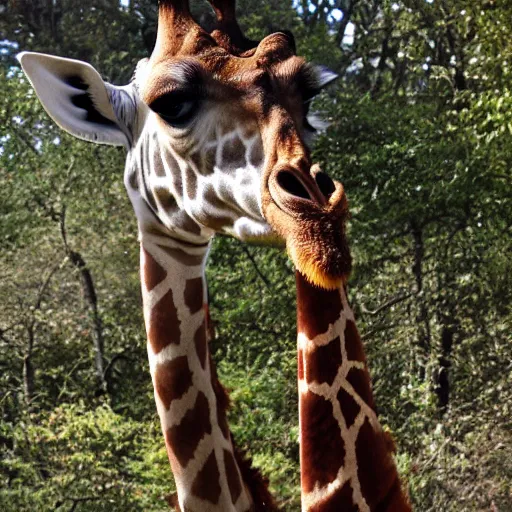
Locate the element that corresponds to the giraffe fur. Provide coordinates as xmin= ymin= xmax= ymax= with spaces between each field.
xmin=296 ymin=273 xmax=411 ymax=511
xmin=142 ymin=233 xmax=264 ymax=510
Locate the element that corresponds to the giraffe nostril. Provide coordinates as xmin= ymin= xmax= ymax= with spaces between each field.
xmin=315 ymin=172 xmax=336 ymax=199
xmin=276 ymin=170 xmax=312 ymax=200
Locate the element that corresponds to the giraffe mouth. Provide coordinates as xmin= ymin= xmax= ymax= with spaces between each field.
xmin=263 ymin=167 xmax=352 ymax=290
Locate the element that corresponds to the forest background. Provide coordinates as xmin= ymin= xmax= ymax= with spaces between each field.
xmin=1 ymin=0 xmax=511 ymax=510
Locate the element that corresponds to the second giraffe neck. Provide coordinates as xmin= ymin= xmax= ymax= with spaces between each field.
xmin=140 ymin=233 xmax=254 ymax=512
xmin=296 ymin=272 xmax=410 ymax=512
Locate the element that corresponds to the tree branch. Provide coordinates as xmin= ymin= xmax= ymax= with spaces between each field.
xmin=60 ymin=206 xmax=107 ymax=394
xmin=360 ymin=291 xmax=414 ymax=316
xmin=241 ymin=246 xmax=272 ymax=289
xmin=335 ymin=0 xmax=359 ymax=47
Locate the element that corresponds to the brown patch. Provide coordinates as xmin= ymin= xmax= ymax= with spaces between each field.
xmin=337 ymin=387 xmax=360 ymax=428
xmin=249 ymin=141 xmax=264 ymax=168
xmin=194 ymin=321 xmax=207 ymax=369
xmin=306 ymin=336 xmax=342 ymax=386
xmin=188 ymin=150 xmax=203 ymax=175
xmin=298 ymin=348 xmax=304 ymax=380
xmin=296 ymin=274 xmax=343 ymax=339
xmin=346 ymin=367 xmax=375 ymax=411
xmin=158 ymin=244 xmax=204 ymax=266
xmin=205 ymin=214 xmax=236 ymax=232
xmin=238 ymin=175 xmax=253 ymax=189
xmin=169 ymin=155 xmax=183 ymax=191
xmin=184 ymin=163 xmax=199 ymax=200
xmin=196 ymin=186 xmax=237 ymax=231
xmin=171 ymin=210 xmax=203 ymax=235
xmin=221 ymin=136 xmax=247 ymax=170
xmin=189 ymin=144 xmax=216 ymax=175
xmin=184 ymin=277 xmax=204 ymax=314
xmin=356 ymin=418 xmax=400 ymax=509
xmin=345 ymin=320 xmax=366 ymax=363
xmin=203 ymin=185 xmax=219 ymax=207
xmin=154 ymin=186 xmax=179 ymax=212
xmin=375 ymin=474 xmax=411 ymax=512
xmin=300 ymin=391 xmax=345 ymax=493
xmin=224 ymin=449 xmax=243 ymax=504
xmin=166 ymin=391 xmax=211 ymax=467
xmin=310 ymin=480 xmax=357 ymax=512
xmin=209 ymin=353 xmax=231 ymax=440
xmin=143 ymin=247 xmax=167 ymax=292
xmin=128 ymin=169 xmax=139 ymax=190
xmin=191 ymin=451 xmax=222 ymax=504
xmin=148 ymin=287 xmax=181 ymax=353
xmin=154 ymin=356 xmax=193 ymax=409
xmin=153 ymin=154 xmax=167 ymax=177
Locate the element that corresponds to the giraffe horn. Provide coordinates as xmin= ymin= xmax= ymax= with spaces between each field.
xmin=158 ymin=0 xmax=190 ymax=16
xmin=207 ymin=0 xmax=257 ymax=54
xmin=155 ymin=0 xmax=202 ymax=55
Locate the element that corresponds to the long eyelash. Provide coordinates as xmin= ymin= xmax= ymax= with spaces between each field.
xmin=148 ymin=89 xmax=201 ymax=115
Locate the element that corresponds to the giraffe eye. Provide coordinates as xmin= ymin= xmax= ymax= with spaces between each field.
xmin=149 ymin=94 xmax=199 ymax=127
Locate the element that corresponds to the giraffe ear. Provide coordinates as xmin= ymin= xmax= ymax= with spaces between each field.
xmin=17 ymin=52 xmax=135 ymax=148
xmin=314 ymin=65 xmax=339 ymax=89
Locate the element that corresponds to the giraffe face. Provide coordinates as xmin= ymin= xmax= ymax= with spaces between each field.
xmin=132 ymin=5 xmax=352 ymax=289
xmin=129 ymin=45 xmax=338 ymax=247
xmin=18 ymin=0 xmax=351 ymax=289
xmin=127 ymin=56 xmax=271 ymax=244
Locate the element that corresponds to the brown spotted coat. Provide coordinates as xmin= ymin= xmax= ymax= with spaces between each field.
xmin=296 ymin=272 xmax=411 ymax=511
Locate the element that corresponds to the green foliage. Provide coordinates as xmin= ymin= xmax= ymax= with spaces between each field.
xmin=1 ymin=1 xmax=511 ymax=511
xmin=1 ymin=402 xmax=172 ymax=511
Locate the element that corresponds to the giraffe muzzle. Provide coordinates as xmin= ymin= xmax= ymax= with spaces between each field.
xmin=268 ymin=165 xmax=346 ymax=217
xmin=262 ymin=164 xmax=351 ymax=290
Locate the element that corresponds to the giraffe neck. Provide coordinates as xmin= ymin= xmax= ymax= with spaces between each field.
xmin=140 ymin=232 xmax=256 ymax=512
xmin=124 ymin=118 xmax=269 ymax=246
xmin=296 ymin=272 xmax=410 ymax=512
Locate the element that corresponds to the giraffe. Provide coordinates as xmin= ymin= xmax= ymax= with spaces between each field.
xmin=17 ymin=0 xmax=410 ymax=510
xmin=296 ymin=273 xmax=411 ymax=511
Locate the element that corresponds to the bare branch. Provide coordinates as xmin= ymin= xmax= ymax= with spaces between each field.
xmin=241 ymin=246 xmax=272 ymax=289
xmin=360 ymin=292 xmax=414 ymax=316
xmin=335 ymin=0 xmax=360 ymax=46
xmin=362 ymin=322 xmax=400 ymax=340
xmin=103 ymin=352 xmax=133 ymax=384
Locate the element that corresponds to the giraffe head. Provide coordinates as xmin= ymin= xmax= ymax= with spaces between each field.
xmin=18 ymin=0 xmax=351 ymax=289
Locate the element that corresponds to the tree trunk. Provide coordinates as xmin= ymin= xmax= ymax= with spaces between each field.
xmin=411 ymin=222 xmax=431 ymax=381
xmin=335 ymin=0 xmax=358 ymax=47
xmin=23 ymin=352 xmax=34 ymax=404
xmin=434 ymin=325 xmax=453 ymax=411
xmin=68 ymin=250 xmax=107 ymax=394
